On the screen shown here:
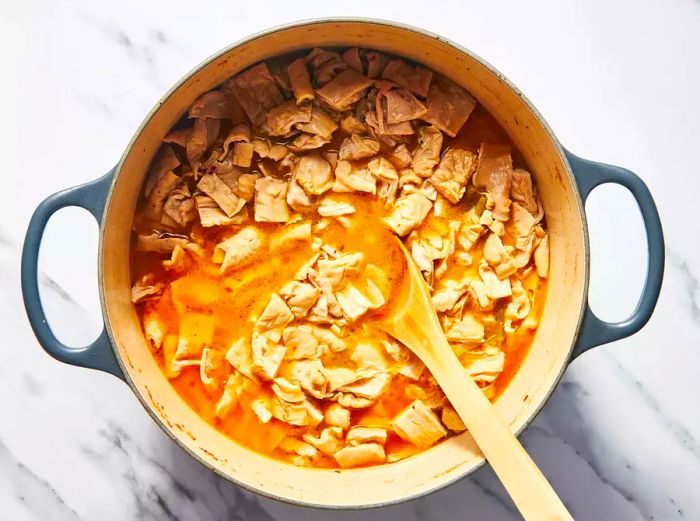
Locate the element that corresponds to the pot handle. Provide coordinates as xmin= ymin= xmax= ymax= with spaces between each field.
xmin=21 ymin=169 xmax=124 ymax=380
xmin=565 ymin=150 xmax=664 ymax=359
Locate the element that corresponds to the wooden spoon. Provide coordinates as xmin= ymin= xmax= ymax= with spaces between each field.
xmin=380 ymin=239 xmax=574 ymax=521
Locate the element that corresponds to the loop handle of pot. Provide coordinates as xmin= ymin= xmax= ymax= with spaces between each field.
xmin=565 ymin=150 xmax=664 ymax=359
xmin=21 ymin=168 xmax=124 ymax=380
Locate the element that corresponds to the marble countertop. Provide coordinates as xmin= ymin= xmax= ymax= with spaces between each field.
xmin=3 ymin=0 xmax=699 ymax=519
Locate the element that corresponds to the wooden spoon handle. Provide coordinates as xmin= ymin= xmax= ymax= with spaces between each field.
xmin=433 ymin=352 xmax=574 ymax=521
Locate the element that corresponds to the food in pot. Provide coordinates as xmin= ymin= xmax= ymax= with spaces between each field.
xmin=130 ymin=47 xmax=549 ymax=469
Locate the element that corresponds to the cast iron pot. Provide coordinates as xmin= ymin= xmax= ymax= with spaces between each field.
xmin=21 ymin=19 xmax=664 ymax=508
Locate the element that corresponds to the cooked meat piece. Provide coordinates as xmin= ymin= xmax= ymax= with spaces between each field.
xmin=135 ymin=233 xmax=189 ymax=254
xmin=287 ymin=57 xmax=314 ymax=105
xmin=188 ymin=90 xmax=231 ymax=119
xmin=293 ymin=154 xmax=333 ymax=195
xmin=431 ymin=278 xmax=469 ymax=312
xmin=384 ymin=192 xmax=433 ymax=236
xmin=288 ymin=133 xmax=330 ymax=152
xmin=251 ymin=332 xmax=287 ymax=380
xmin=265 ymin=100 xmax=312 ymax=137
xmin=534 ymin=233 xmax=549 ymax=278
xmin=269 ymin=221 xmax=312 ymax=252
xmin=428 ymin=149 xmax=477 ymax=203
xmin=279 ymin=438 xmax=319 ymax=464
xmin=381 ymin=59 xmax=433 ymax=97
xmin=483 ymin=233 xmax=509 ymax=267
xmin=282 ymin=324 xmax=320 ymax=358
xmin=338 ymin=133 xmax=381 ymax=161
xmin=186 ymin=118 xmax=221 ymax=166
xmin=391 ymin=400 xmax=447 ymax=447
xmin=194 ymin=195 xmax=247 ymax=227
xmin=316 ymin=198 xmax=354 ymax=217
xmin=222 ymin=123 xmax=251 ymax=156
xmin=199 ymin=347 xmax=228 ymax=393
xmin=306 ymin=47 xmax=349 ymax=86
xmin=142 ymin=315 xmax=165 ymax=349
xmin=324 ymin=403 xmax=351 ymax=428
xmin=282 ymin=358 xmax=328 ymax=399
xmin=303 ymin=427 xmax=344 ymax=455
xmin=342 ymin=47 xmax=363 ymax=72
xmin=256 ymin=293 xmax=295 ymax=332
xmin=215 ymin=372 xmax=257 ymax=418
xmin=145 ymin=145 xmax=181 ymax=198
xmin=161 ymin=184 xmax=196 ymax=227
xmin=478 ymin=262 xmax=512 ymax=299
xmin=226 ymin=62 xmax=284 ymax=126
xmin=286 ymin=178 xmax=313 ymax=211
xmin=486 ymin=169 xmax=512 ymax=222
xmin=336 ymin=371 xmax=390 ymax=407
xmin=352 ymin=341 xmax=388 ymax=371
xmin=444 ymin=314 xmax=485 ymax=343
xmin=347 ymin=426 xmax=387 ymax=446
xmin=422 ymin=77 xmax=476 ymax=137
xmin=316 ymin=69 xmax=374 ymax=112
xmin=410 ymin=227 xmax=452 ymax=280
xmin=311 ymin=326 xmax=347 ymax=353
xmin=335 ymin=283 xmax=380 ymax=321
xmin=251 ymin=397 xmax=274 ymax=423
xmin=254 ymin=177 xmax=291 ymax=222
xmin=368 ymin=157 xmax=399 ymax=203
xmin=333 ymin=443 xmax=386 ymax=468
xmin=197 ymin=174 xmax=245 ymax=217
xmin=463 ymin=351 xmax=505 ymax=383
xmin=316 ymin=252 xmax=364 ymax=288
xmin=510 ymin=169 xmax=539 ymax=214
xmin=161 ymin=244 xmax=187 ymax=271
xmin=512 ymin=202 xmax=537 ymax=251
xmin=145 ymin=170 xmax=180 ymax=218
xmin=333 ymin=160 xmax=377 ymax=193
xmin=388 ymin=144 xmax=412 ymax=169
xmin=295 ymin=106 xmax=338 ymax=139
xmin=473 ymin=143 xmax=512 ymax=188
xmin=441 ymin=406 xmax=466 ymax=432
xmin=505 ymin=280 xmax=531 ymax=324
xmin=231 ymin=173 xmax=260 ymax=202
xmin=163 ymin=127 xmax=191 ymax=147
xmin=225 ymin=338 xmax=257 ymax=381
xmin=383 ymin=87 xmax=427 ymax=124
xmin=411 ymin=125 xmax=443 ymax=177
xmin=366 ymin=51 xmax=389 ymax=79
xmin=340 ymin=115 xmax=367 ymax=135
xmin=213 ymin=226 xmax=266 ymax=273
xmin=271 ymin=377 xmax=305 ymax=403
xmin=174 ymin=313 xmax=215 ymax=360
xmin=231 ymin=142 xmax=254 ymax=168
xmin=131 ymin=276 xmax=164 ymax=303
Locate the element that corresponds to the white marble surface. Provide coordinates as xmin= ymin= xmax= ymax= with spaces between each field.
xmin=2 ymin=0 xmax=699 ymax=519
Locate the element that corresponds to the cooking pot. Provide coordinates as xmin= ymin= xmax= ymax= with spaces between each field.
xmin=21 ymin=19 xmax=664 ymax=508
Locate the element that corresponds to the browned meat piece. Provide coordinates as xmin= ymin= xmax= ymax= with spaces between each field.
xmin=226 ymin=62 xmax=284 ymax=126
xmin=295 ymin=106 xmax=338 ymax=139
xmin=288 ymin=133 xmax=330 ymax=152
xmin=473 ymin=143 xmax=512 ymax=188
xmin=163 ymin=185 xmax=196 ymax=227
xmin=383 ymin=87 xmax=426 ymax=124
xmin=339 ymin=134 xmax=381 ymax=161
xmin=340 ymin=115 xmax=367 ymax=135
xmin=411 ymin=125 xmax=443 ymax=177
xmin=422 ymin=77 xmax=476 ymax=137
xmin=428 ymin=149 xmax=477 ymax=203
xmin=342 ymin=48 xmax=363 ymax=72
xmin=144 ymin=144 xmax=180 ymax=198
xmin=316 ymin=69 xmax=374 ymax=112
xmin=221 ymin=124 xmax=251 ymax=157
xmin=146 ymin=170 xmax=180 ymax=218
xmin=265 ymin=100 xmax=312 ymax=137
xmin=305 ymin=48 xmax=348 ymax=86
xmin=188 ymin=90 xmax=231 ymax=119
xmin=510 ymin=169 xmax=539 ymax=214
xmin=197 ymin=173 xmax=245 ymax=217
xmin=287 ymin=57 xmax=314 ymax=105
xmin=294 ymin=154 xmax=334 ymax=195
xmin=366 ymin=51 xmax=389 ymax=79
xmin=163 ymin=127 xmax=191 ymax=147
xmin=186 ymin=118 xmax=221 ymax=166
xmin=135 ymin=233 xmax=189 ymax=254
xmin=381 ymin=59 xmax=433 ymax=98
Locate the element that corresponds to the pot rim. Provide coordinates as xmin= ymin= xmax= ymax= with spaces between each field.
xmin=98 ymin=17 xmax=590 ymax=510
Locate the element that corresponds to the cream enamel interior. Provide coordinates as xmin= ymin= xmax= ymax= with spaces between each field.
xmin=101 ymin=20 xmax=587 ymax=508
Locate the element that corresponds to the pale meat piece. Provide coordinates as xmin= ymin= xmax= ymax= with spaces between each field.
xmin=303 ymin=427 xmax=344 ymax=455
xmin=389 ymin=144 xmax=412 ymax=169
xmin=200 ymin=347 xmax=227 ymax=393
xmin=135 ymin=233 xmax=189 ymax=254
xmin=293 ymin=154 xmax=333 ymax=195
xmin=280 ymin=282 xmax=320 ymax=318
xmin=333 ymin=160 xmax=377 ymax=193
xmin=391 ymin=400 xmax=447 ymax=448
xmin=311 ymin=326 xmax=347 ymax=353
xmin=463 ymin=351 xmax=505 ymax=383
xmin=215 ymin=372 xmax=258 ymax=418
xmin=324 ymin=403 xmax=351 ymax=428
xmin=444 ymin=314 xmax=485 ymax=343
xmin=431 ymin=278 xmax=469 ymax=313
xmin=316 ymin=251 xmax=364 ymax=288
xmin=197 ymin=174 xmax=245 ymax=217
xmin=251 ymin=332 xmax=287 ymax=380
xmin=428 ymin=149 xmax=477 ymax=203
xmin=384 ymin=192 xmax=433 ymax=236
xmin=410 ymin=228 xmax=452 ymax=280
xmin=174 ymin=313 xmax=215 ymax=360
xmin=341 ymin=47 xmax=363 ymax=72
xmin=279 ymin=437 xmax=319 ymax=460
xmin=352 ymin=341 xmax=388 ymax=371
xmin=286 ymin=178 xmax=313 ymax=211
xmin=366 ymin=51 xmax=389 ymax=79
xmin=381 ymin=59 xmax=433 ymax=97
xmin=478 ymin=262 xmax=512 ymax=299
xmin=226 ymin=62 xmax=284 ymax=126
xmin=383 ymin=87 xmax=427 ymax=124
xmin=288 ymin=133 xmax=330 ymax=152
xmin=295 ymin=106 xmax=338 ymax=139
xmin=251 ymin=397 xmax=273 ymax=423
xmin=510 ymin=169 xmax=539 ymax=214
xmin=213 ymin=226 xmax=266 ymax=274
xmin=265 ymin=100 xmax=312 ymax=137
xmin=194 ymin=195 xmax=247 ymax=227
xmin=411 ymin=125 xmax=443 ymax=177
xmin=317 ymin=197 xmax=356 ymax=217
xmin=186 ymin=118 xmax=221 ymax=166
xmin=256 ymin=293 xmax=295 ymax=332
xmin=486 ymin=170 xmax=512 ymax=222
xmin=347 ymin=426 xmax=387 ymax=446
xmin=334 ymin=443 xmax=386 ymax=468
xmin=146 ymin=170 xmax=180 ymax=218
xmin=422 ymin=77 xmax=477 ymax=137
xmin=338 ymin=134 xmax=381 ymax=161
xmin=272 ymin=377 xmax=306 ymax=403
xmin=534 ymin=233 xmax=549 ymax=278
xmin=188 ymin=90 xmax=231 ymax=119
xmin=162 ymin=245 xmax=187 ymax=271
xmin=282 ymin=325 xmax=320 ymax=359
xmin=287 ymin=57 xmax=314 ymax=105
xmin=282 ymin=358 xmax=329 ymax=399
xmin=316 ymin=69 xmax=373 ymax=112
xmin=144 ymin=145 xmax=180 ymax=198
xmin=512 ymin=202 xmax=537 ymax=251
xmin=231 ymin=142 xmax=254 ymax=168
xmin=131 ymin=276 xmax=164 ymax=303
xmin=367 ymin=157 xmax=399 ymax=203
xmin=143 ymin=315 xmax=165 ymax=349
xmin=225 ymin=338 xmax=257 ymax=381
xmin=336 ymin=371 xmax=391 ymax=408
xmin=335 ymin=282 xmax=383 ymax=321
xmin=254 ymin=177 xmax=291 ymax=223
xmin=306 ymin=48 xmax=348 ymax=86
xmin=505 ymin=280 xmax=531 ymax=326
xmin=232 ymin=173 xmax=261 ymax=202
xmin=162 ymin=185 xmax=196 ymax=227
